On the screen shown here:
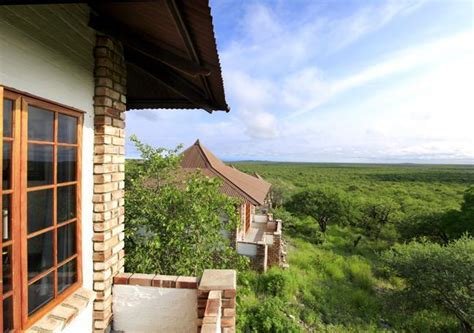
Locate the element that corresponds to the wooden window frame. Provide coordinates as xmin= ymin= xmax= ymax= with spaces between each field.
xmin=0 ymin=86 xmax=83 ymax=331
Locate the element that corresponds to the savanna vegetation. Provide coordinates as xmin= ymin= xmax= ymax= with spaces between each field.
xmin=234 ymin=162 xmax=474 ymax=332
xmin=124 ymin=137 xmax=248 ymax=276
xmin=124 ymin=139 xmax=473 ymax=332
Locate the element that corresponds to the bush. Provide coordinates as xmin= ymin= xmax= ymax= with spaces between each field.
xmin=237 ymin=297 xmax=302 ymax=333
xmin=124 ymin=136 xmax=248 ymax=276
xmin=382 ymin=235 xmax=474 ymax=332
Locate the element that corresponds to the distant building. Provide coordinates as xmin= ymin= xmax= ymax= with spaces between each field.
xmin=181 ymin=140 xmax=286 ymax=271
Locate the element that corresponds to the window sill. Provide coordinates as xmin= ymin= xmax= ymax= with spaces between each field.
xmin=25 ymin=288 xmax=95 ymax=333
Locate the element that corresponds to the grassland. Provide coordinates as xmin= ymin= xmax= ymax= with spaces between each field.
xmin=233 ymin=163 xmax=473 ymax=332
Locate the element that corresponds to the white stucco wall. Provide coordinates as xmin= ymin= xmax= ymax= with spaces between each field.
xmin=254 ymin=214 xmax=269 ymax=223
xmin=0 ymin=4 xmax=95 ymax=330
xmin=237 ymin=242 xmax=258 ymax=257
xmin=112 ymin=285 xmax=198 ymax=333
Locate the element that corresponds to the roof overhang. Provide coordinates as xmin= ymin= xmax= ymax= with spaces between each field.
xmin=2 ymin=0 xmax=230 ymax=113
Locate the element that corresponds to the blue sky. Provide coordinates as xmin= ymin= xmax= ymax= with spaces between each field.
xmin=126 ymin=0 xmax=474 ymax=163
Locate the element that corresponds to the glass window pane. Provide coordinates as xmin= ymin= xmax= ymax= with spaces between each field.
xmin=3 ymin=296 xmax=13 ymax=332
xmin=3 ymin=194 xmax=11 ymax=241
xmin=3 ymin=141 xmax=11 ymax=190
xmin=27 ymin=231 xmax=53 ymax=279
xmin=28 ymin=144 xmax=53 ymax=187
xmin=57 ymin=185 xmax=76 ymax=223
xmin=58 ymin=114 xmax=77 ymax=144
xmin=2 ymin=246 xmax=12 ymax=293
xmin=28 ymin=106 xmax=54 ymax=141
xmin=58 ymin=146 xmax=76 ymax=183
xmin=3 ymin=99 xmax=13 ymax=138
xmin=57 ymin=222 xmax=76 ymax=263
xmin=58 ymin=259 xmax=77 ymax=294
xmin=27 ymin=189 xmax=53 ymax=234
xmin=28 ymin=272 xmax=54 ymax=315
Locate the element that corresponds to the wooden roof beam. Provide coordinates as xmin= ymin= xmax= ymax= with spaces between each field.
xmin=165 ymin=0 xmax=215 ymax=102
xmin=89 ymin=14 xmax=212 ymax=78
xmin=125 ymin=48 xmax=215 ymax=113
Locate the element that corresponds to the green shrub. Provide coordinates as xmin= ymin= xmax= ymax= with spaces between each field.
xmin=258 ymin=270 xmax=288 ymax=298
xmin=237 ymin=297 xmax=302 ymax=333
xmin=382 ymin=235 xmax=474 ymax=332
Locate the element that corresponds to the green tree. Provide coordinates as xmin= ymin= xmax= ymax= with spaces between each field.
xmin=353 ymin=198 xmax=399 ymax=246
xmin=125 ymin=136 xmax=247 ymax=276
xmin=382 ymin=236 xmax=474 ymax=332
xmin=399 ymin=186 xmax=474 ymax=244
xmin=286 ymin=187 xmax=347 ymax=233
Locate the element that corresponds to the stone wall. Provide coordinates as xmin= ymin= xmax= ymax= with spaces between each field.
xmin=254 ymin=243 xmax=268 ymax=273
xmin=267 ymin=219 xmax=282 ymax=267
xmin=92 ymin=34 xmax=127 ymax=332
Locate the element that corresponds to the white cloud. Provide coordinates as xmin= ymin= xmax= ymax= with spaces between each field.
xmin=127 ymin=0 xmax=473 ymax=163
xmin=220 ymin=0 xmax=432 ymax=138
xmin=329 ymin=0 xmax=427 ymax=52
xmin=288 ymin=31 xmax=473 ymax=118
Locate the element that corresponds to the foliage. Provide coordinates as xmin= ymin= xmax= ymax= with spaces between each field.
xmin=382 ymin=236 xmax=474 ymax=332
xmin=232 ymin=162 xmax=473 ymax=332
xmin=237 ymin=269 xmax=302 ymax=332
xmin=124 ymin=136 xmax=247 ymax=276
xmin=237 ymin=297 xmax=302 ymax=333
xmin=286 ymin=186 xmax=349 ymax=233
xmin=272 ymin=207 xmax=324 ymax=244
xmin=268 ymin=179 xmax=295 ymax=208
xmin=398 ymin=186 xmax=474 ymax=244
xmin=352 ymin=198 xmax=400 ymax=247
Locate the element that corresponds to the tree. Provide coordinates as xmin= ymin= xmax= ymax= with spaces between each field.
xmin=125 ymin=136 xmax=247 ymax=276
xmin=353 ymin=198 xmax=399 ymax=246
xmin=382 ymin=236 xmax=474 ymax=332
xmin=286 ymin=187 xmax=347 ymax=233
xmin=398 ymin=186 xmax=474 ymax=244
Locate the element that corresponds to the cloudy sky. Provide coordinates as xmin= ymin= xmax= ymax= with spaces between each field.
xmin=126 ymin=0 xmax=474 ymax=164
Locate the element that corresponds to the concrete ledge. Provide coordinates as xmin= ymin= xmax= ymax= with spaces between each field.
xmin=25 ymin=288 xmax=95 ymax=333
xmin=199 ymin=270 xmax=236 ymax=291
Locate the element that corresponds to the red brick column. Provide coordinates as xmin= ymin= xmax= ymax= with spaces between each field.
xmin=198 ymin=270 xmax=236 ymax=333
xmin=255 ymin=242 xmax=268 ymax=272
xmin=92 ymin=34 xmax=127 ymax=332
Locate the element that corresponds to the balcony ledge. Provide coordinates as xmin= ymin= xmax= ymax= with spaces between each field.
xmin=25 ymin=288 xmax=96 ymax=333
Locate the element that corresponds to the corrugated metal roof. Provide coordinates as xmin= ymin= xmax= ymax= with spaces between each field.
xmin=2 ymin=1 xmax=228 ymax=112
xmin=181 ymin=140 xmax=272 ymax=205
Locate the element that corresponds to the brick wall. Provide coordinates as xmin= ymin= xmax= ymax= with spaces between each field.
xmin=113 ymin=270 xmax=237 ymax=333
xmin=198 ymin=270 xmax=236 ymax=333
xmin=254 ymin=243 xmax=268 ymax=273
xmin=92 ymin=34 xmax=127 ymax=332
xmin=267 ymin=220 xmax=282 ymax=267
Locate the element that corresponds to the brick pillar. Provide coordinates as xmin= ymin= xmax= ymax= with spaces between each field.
xmin=198 ymin=270 xmax=236 ymax=333
xmin=255 ymin=243 xmax=268 ymax=272
xmin=92 ymin=35 xmax=127 ymax=332
xmin=268 ymin=232 xmax=281 ymax=267
xmin=267 ymin=219 xmax=282 ymax=267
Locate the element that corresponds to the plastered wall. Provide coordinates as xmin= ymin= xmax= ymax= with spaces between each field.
xmin=113 ymin=285 xmax=198 ymax=333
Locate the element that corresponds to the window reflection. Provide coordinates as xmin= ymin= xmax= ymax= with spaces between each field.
xmin=28 ymin=273 xmax=54 ymax=315
xmin=28 ymin=144 xmax=53 ymax=187
xmin=3 ymin=99 xmax=13 ymax=138
xmin=28 ymin=106 xmax=53 ymax=142
xmin=58 ymin=114 xmax=77 ymax=144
